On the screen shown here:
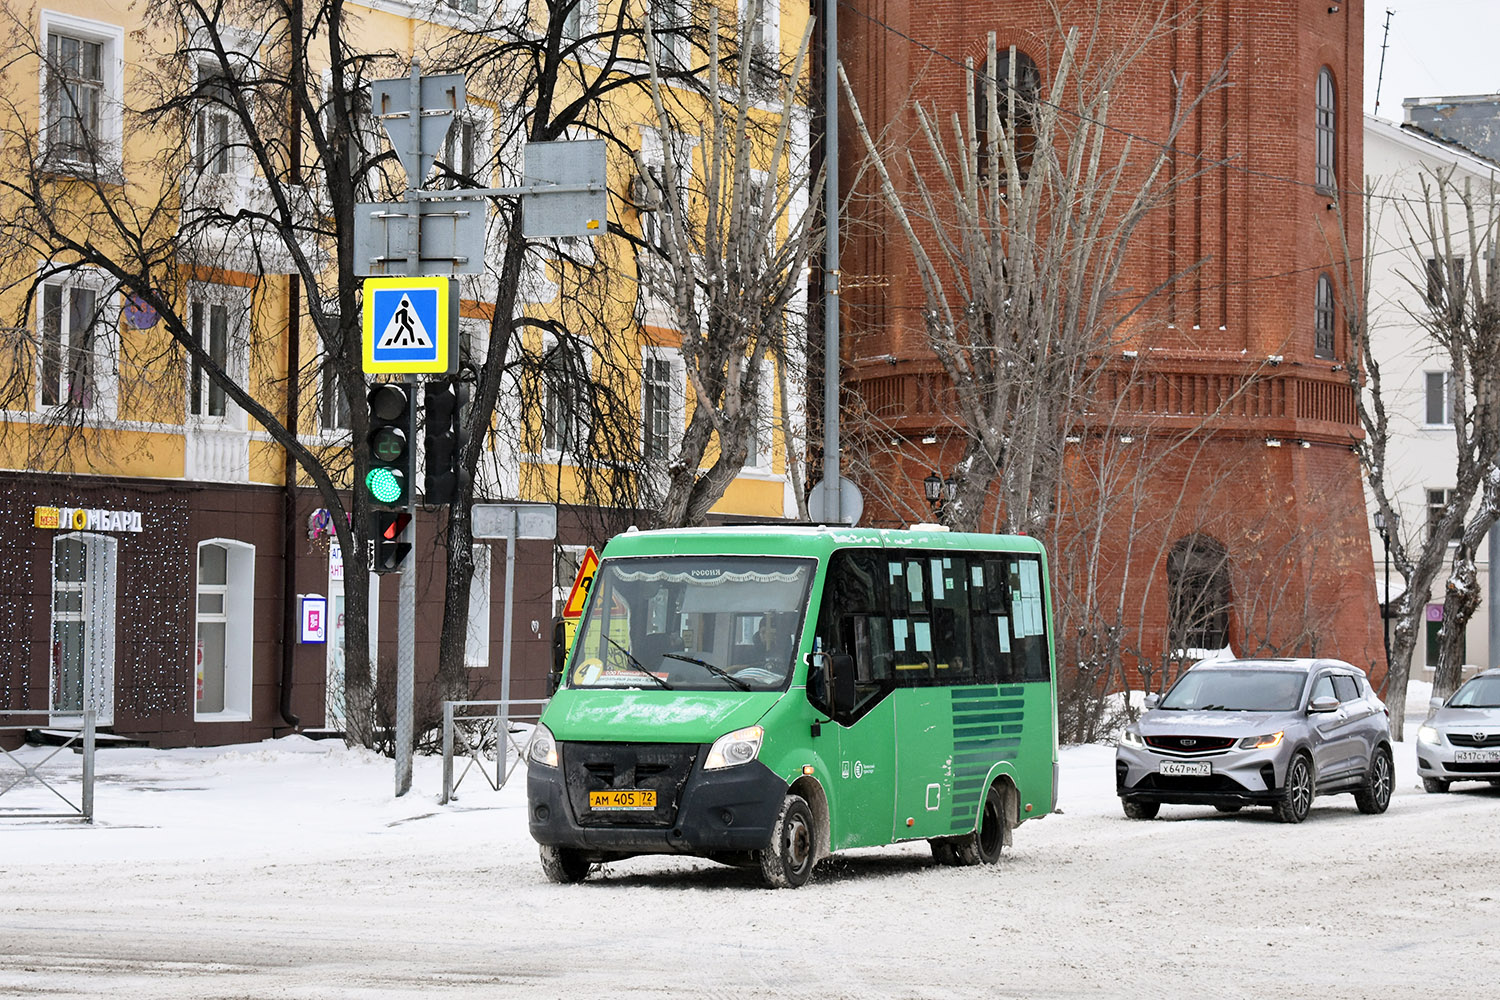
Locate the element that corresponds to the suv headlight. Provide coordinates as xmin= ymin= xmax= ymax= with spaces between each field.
xmin=528 ymin=723 xmax=559 ymax=768
xmin=1417 ymin=725 xmax=1442 ymax=746
xmin=704 ymin=725 xmax=764 ymax=770
xmin=1118 ymin=729 xmax=1146 ymax=749
xmin=1239 ymin=731 xmax=1284 ymax=750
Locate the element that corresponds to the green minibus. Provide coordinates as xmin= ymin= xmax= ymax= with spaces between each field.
xmin=526 ymin=525 xmax=1058 ymax=887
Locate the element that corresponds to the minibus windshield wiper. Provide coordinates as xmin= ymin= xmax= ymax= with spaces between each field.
xmin=661 ymin=652 xmax=751 ymax=691
xmin=602 ymin=634 xmax=672 ymax=690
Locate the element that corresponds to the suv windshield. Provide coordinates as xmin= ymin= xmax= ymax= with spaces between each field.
xmin=1449 ymin=675 xmax=1500 ymax=708
xmin=1159 ymin=668 xmax=1306 ymax=712
xmin=567 ymin=555 xmax=815 ymax=692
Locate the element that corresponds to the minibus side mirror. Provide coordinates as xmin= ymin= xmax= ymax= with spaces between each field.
xmin=830 ymin=652 xmax=857 ymax=717
xmin=549 ymin=617 xmax=567 ymax=695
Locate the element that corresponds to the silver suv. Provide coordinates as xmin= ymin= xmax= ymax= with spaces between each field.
xmin=1417 ymin=666 xmax=1500 ymax=793
xmin=1116 ymin=658 xmax=1393 ymax=823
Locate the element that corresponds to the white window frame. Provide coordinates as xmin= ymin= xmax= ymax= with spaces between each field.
xmin=649 ymin=0 xmax=692 ymax=70
xmin=747 ymin=363 xmax=775 ymax=470
xmin=466 ymin=544 xmax=492 ymax=668
xmin=1425 ymin=370 xmax=1454 ymax=427
xmin=318 ymin=314 xmax=351 ymax=435
xmin=35 ymin=266 xmax=120 ymax=419
xmin=558 ymin=0 xmax=597 ymax=42
xmin=737 ymin=0 xmax=780 ymax=94
xmin=194 ymin=538 xmax=255 ymax=721
xmin=49 ymin=531 xmax=117 ymax=726
xmin=437 ymin=105 xmax=494 ymax=190
xmin=641 ymin=345 xmax=684 ymax=461
xmin=553 ymin=544 xmax=588 ymax=619
xmin=38 ymin=11 xmax=124 ymax=174
xmin=538 ymin=334 xmax=594 ymax=460
xmin=188 ymin=32 xmax=256 ymax=185
xmin=186 ymin=281 xmax=250 ymax=426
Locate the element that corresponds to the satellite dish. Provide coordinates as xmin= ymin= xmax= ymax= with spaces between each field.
xmin=807 ymin=476 xmax=864 ymax=526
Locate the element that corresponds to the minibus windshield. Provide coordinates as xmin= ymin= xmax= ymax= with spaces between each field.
xmin=566 ymin=555 xmax=815 ymax=692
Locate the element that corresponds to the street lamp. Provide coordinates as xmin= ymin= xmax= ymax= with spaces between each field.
xmin=1375 ymin=509 xmax=1398 ymax=666
xmin=924 ymin=473 xmax=957 ymax=516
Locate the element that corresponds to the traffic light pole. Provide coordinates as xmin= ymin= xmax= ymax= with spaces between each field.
xmin=392 ymin=62 xmax=426 ymax=798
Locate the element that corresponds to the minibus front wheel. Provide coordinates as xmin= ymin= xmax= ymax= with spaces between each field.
xmin=539 ymin=844 xmax=592 ymax=884
xmin=758 ymin=794 xmax=815 ymax=889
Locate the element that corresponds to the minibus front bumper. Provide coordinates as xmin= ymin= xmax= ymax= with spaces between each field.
xmin=527 ymin=743 xmax=788 ymax=856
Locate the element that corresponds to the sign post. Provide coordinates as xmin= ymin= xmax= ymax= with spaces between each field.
xmin=473 ymin=503 xmax=558 ymax=742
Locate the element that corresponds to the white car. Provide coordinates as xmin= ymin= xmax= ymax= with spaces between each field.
xmin=1416 ymin=667 xmax=1500 ymax=793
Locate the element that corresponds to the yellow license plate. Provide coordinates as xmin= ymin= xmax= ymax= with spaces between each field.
xmin=589 ymin=789 xmax=656 ymax=810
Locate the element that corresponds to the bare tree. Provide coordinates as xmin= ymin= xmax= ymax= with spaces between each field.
xmin=629 ymin=3 xmax=820 ymax=528
xmin=1332 ymin=166 xmax=1500 ymax=726
xmin=840 ymin=5 xmax=1227 ymax=535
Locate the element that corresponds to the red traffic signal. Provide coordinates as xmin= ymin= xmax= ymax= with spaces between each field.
xmin=371 ymin=510 xmax=413 ymax=574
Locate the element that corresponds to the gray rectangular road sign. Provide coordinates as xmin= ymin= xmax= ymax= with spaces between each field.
xmin=471 ymin=503 xmax=558 ymax=541
xmin=354 ymin=200 xmax=487 ymax=276
xmin=522 ymin=139 xmax=607 ymax=238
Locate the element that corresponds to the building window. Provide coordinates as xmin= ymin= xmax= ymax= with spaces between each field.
xmin=320 ymin=360 xmax=351 ymax=432
xmin=466 ymin=545 xmax=491 ymax=668
xmin=1315 ymin=68 xmax=1336 ymax=192
xmin=194 ymin=59 xmax=237 ymax=174
xmin=541 ymin=339 xmax=590 ymax=454
xmin=1425 ymin=371 xmax=1454 ymax=426
xmin=40 ymin=13 xmax=122 ymax=172
xmin=553 ymin=544 xmax=588 ymax=618
xmin=746 ymin=367 xmax=774 ymax=469
xmin=50 ymin=532 xmax=117 ymax=725
xmin=650 ymin=0 xmax=691 ymax=70
xmin=1427 ymin=488 xmax=1463 ymax=544
xmin=643 ymin=354 xmax=673 ymax=459
xmin=195 ymin=539 xmax=255 ymax=718
xmin=437 ymin=110 xmax=491 ymax=190
xmin=38 ymin=279 xmax=99 ymax=409
xmin=976 ymin=47 xmax=1039 ymax=182
xmin=187 ymin=285 xmax=247 ymax=420
xmin=1167 ymin=535 xmax=1230 ymax=653
xmin=1314 ymin=273 xmax=1335 ymax=359
xmin=1426 ymin=256 xmax=1467 ymax=311
xmin=738 ymin=0 xmax=779 ymax=93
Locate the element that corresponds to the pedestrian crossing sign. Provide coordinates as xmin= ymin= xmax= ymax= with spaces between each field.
xmin=361 ymin=276 xmax=457 ymax=375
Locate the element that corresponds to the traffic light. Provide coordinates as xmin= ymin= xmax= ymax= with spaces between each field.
xmin=365 ymin=382 xmax=414 ymax=509
xmin=423 ymin=378 xmax=469 ymax=505
xmin=371 ymin=510 xmax=413 ymax=575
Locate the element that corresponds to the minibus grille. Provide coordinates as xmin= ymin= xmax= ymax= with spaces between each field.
xmin=562 ymin=742 xmax=698 ymax=827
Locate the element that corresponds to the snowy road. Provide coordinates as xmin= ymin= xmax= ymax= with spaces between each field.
xmin=2 ymin=697 xmax=1496 ymax=999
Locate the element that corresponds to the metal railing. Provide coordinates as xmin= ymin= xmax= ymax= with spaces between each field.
xmin=0 ymin=710 xmax=95 ymax=822
xmin=440 ymin=699 xmax=548 ymax=805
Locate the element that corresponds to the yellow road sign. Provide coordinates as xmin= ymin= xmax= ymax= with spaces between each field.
xmin=562 ymin=547 xmax=599 ymax=619
xmin=361 ymin=276 xmax=456 ymax=375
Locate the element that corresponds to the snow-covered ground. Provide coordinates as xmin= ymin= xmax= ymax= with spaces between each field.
xmin=2 ymin=682 xmax=1496 ymax=999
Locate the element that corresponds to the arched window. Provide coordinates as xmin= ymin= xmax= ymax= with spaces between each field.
xmin=975 ymin=47 xmax=1038 ymax=182
xmin=1167 ymin=535 xmax=1230 ymax=653
xmin=1314 ymin=273 xmax=1335 ymax=359
xmin=1315 ymin=68 xmax=1336 ymax=192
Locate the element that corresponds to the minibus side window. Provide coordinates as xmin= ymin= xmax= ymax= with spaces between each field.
xmin=813 ymin=549 xmax=893 ymax=720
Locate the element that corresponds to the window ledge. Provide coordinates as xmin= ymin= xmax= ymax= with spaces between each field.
xmin=194 ymin=712 xmax=253 ymax=723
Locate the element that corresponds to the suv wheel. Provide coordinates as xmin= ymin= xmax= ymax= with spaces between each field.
xmin=1354 ymin=746 xmax=1393 ymax=814
xmin=1121 ymin=798 xmax=1159 ymax=820
xmin=1274 ymin=754 xmax=1314 ymax=824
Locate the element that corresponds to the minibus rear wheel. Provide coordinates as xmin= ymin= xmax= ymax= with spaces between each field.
xmin=952 ymin=783 xmax=1009 ymax=865
xmin=539 ymin=845 xmax=591 ymax=884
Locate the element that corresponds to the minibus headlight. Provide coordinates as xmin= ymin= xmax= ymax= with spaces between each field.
xmin=704 ymin=725 xmax=764 ymax=770
xmin=528 ymin=723 xmax=559 ymax=768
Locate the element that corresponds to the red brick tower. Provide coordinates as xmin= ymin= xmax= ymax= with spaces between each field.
xmin=835 ymin=1 xmax=1386 ymax=683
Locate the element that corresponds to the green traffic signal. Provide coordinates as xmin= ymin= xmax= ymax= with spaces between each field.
xmin=365 ymin=467 xmax=405 ymax=504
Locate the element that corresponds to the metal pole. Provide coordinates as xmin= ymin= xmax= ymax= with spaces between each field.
xmin=81 ymin=708 xmax=94 ymax=823
xmin=441 ymin=701 xmax=454 ymax=805
xmin=394 ymin=62 xmax=423 ymax=798
xmin=500 ymin=509 xmax=517 ymax=761
xmin=821 ymin=0 xmax=840 ymax=524
xmin=1382 ymin=531 xmax=1391 ymax=668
